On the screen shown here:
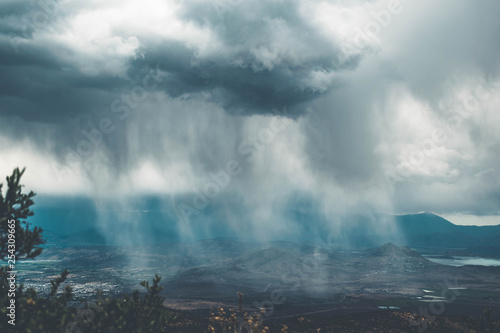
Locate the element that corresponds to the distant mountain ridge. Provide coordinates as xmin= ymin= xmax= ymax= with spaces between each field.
xmin=395 ymin=213 xmax=500 ymax=253
xmin=41 ymin=211 xmax=500 ymax=255
xmin=395 ymin=213 xmax=500 ymax=238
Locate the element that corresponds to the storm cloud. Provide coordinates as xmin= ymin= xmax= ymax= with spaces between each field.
xmin=1 ymin=0 xmax=500 ymax=241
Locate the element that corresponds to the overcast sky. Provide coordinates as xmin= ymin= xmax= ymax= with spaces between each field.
xmin=1 ymin=0 xmax=500 ymax=231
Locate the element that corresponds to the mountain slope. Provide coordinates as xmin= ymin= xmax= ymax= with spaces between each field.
xmin=395 ymin=213 xmax=500 ymax=250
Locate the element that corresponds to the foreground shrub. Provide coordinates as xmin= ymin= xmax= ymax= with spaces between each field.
xmin=208 ymin=307 xmax=272 ymax=333
xmin=1 ymin=270 xmax=176 ymax=333
xmin=75 ymin=274 xmax=176 ymax=333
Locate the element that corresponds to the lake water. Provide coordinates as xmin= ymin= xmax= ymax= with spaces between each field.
xmin=425 ymin=256 xmax=500 ymax=267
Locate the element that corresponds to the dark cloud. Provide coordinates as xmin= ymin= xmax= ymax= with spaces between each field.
xmin=127 ymin=0 xmax=362 ymax=116
xmin=131 ymin=43 xmax=333 ymax=117
xmin=0 ymin=0 xmax=363 ymax=177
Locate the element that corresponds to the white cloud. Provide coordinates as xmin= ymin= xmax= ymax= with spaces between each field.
xmin=0 ymin=138 xmax=91 ymax=195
